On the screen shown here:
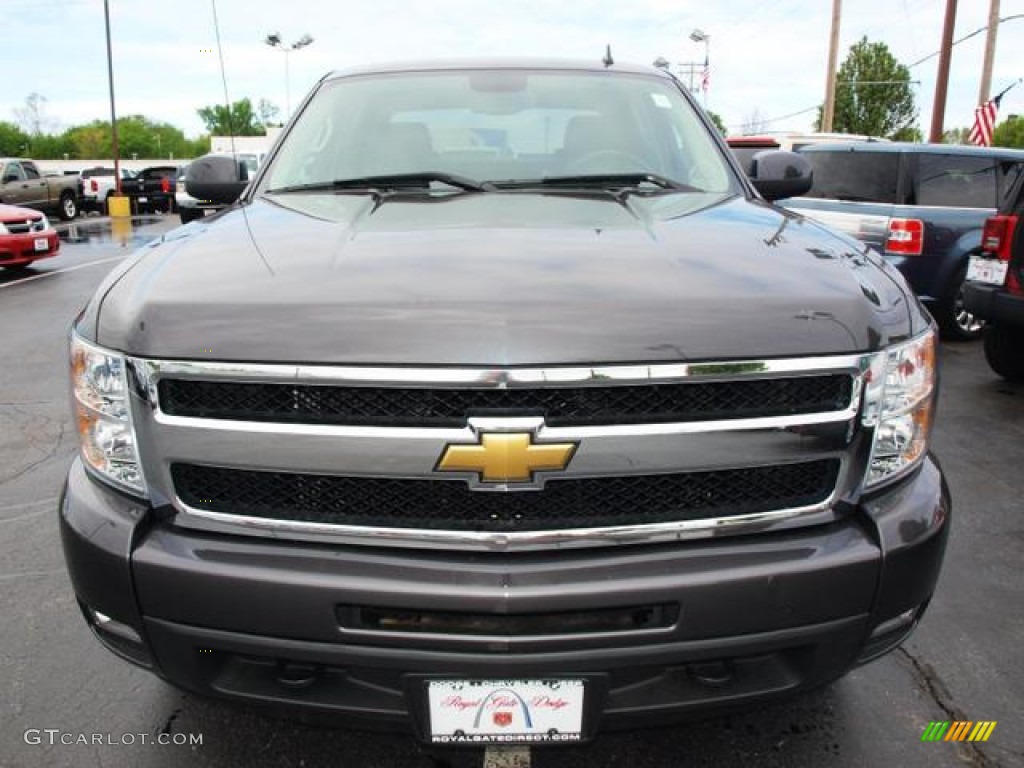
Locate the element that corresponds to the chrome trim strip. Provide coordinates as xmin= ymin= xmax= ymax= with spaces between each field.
xmin=135 ymin=352 xmax=874 ymax=389
xmin=170 ymin=473 xmax=844 ymax=552
xmin=145 ymin=412 xmax=855 ymax=485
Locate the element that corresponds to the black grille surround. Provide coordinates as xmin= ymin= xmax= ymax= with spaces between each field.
xmin=159 ymin=374 xmax=854 ymax=428
xmin=171 ymin=460 xmax=841 ymax=533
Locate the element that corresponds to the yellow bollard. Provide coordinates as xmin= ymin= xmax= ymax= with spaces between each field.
xmin=107 ymin=195 xmax=131 ymax=218
xmin=110 ymin=216 xmax=133 ymax=247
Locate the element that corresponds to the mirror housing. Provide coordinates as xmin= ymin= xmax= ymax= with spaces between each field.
xmin=185 ymin=155 xmax=249 ymax=205
xmin=2 ymin=174 xmax=18 ymax=185
xmin=749 ymin=150 xmax=813 ymax=201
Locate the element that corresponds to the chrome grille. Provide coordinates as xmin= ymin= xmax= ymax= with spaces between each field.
xmin=172 ymin=460 xmax=841 ymax=532
xmin=129 ymin=354 xmax=869 ymax=550
xmin=158 ymin=374 xmax=853 ymax=428
xmin=4 ymin=218 xmax=44 ymax=234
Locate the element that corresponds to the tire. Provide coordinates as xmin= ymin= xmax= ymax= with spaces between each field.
xmin=179 ymin=207 xmax=204 ymax=224
xmin=3 ymin=261 xmax=34 ymax=273
xmin=983 ymin=324 xmax=1024 ymax=382
xmin=58 ymin=191 xmax=78 ymax=221
xmin=935 ymin=266 xmax=985 ymax=341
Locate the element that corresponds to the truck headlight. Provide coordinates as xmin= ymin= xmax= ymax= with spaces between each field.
xmin=70 ymin=335 xmax=147 ymax=496
xmin=862 ymin=328 xmax=937 ymax=488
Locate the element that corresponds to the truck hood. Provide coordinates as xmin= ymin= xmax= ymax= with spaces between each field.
xmin=95 ymin=191 xmax=919 ymax=365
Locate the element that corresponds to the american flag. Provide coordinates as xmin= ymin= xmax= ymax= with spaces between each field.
xmin=700 ymin=56 xmax=710 ymax=92
xmin=969 ymin=94 xmax=1002 ymax=147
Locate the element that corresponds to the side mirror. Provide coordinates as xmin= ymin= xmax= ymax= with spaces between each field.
xmin=749 ymin=150 xmax=813 ymax=201
xmin=185 ymin=155 xmax=249 ymax=205
xmin=2 ymin=174 xmax=18 ymax=185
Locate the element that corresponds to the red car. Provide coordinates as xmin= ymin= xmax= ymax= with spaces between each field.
xmin=0 ymin=202 xmax=59 ymax=270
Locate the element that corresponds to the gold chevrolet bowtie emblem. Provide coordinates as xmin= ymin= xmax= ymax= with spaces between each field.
xmin=437 ymin=433 xmax=577 ymax=483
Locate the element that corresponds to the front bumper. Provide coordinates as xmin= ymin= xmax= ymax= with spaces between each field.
xmin=963 ymin=282 xmax=1024 ymax=329
xmin=0 ymin=230 xmax=59 ymax=265
xmin=60 ymin=455 xmax=950 ymax=738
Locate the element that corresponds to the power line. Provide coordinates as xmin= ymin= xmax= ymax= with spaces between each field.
xmin=909 ymin=13 xmax=1024 ymax=68
xmin=755 ymin=12 xmax=1022 ymax=130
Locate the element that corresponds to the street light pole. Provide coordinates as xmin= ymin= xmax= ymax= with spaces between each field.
xmin=103 ymin=0 xmax=121 ymax=195
xmin=689 ymin=29 xmax=710 ymax=106
xmin=264 ymin=32 xmax=314 ymax=118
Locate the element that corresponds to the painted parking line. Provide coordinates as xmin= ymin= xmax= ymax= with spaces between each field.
xmin=0 ymin=255 xmax=125 ymax=290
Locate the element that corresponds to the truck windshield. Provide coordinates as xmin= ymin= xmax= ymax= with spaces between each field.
xmin=261 ymin=69 xmax=735 ymax=195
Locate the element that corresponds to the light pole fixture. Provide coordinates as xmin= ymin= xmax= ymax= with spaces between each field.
xmin=263 ymin=32 xmax=314 ymax=118
xmin=652 ymin=56 xmax=670 ymax=70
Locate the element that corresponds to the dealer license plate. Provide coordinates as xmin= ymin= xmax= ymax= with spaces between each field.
xmin=34 ymin=237 xmax=49 ymax=252
xmin=966 ymin=255 xmax=1008 ymax=286
xmin=427 ymin=679 xmax=585 ymax=745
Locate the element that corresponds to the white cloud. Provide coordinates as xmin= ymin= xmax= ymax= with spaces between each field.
xmin=2 ymin=0 xmax=1023 ymax=139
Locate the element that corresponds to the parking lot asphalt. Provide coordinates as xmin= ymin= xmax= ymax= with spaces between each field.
xmin=1 ymin=216 xmax=1021 ymax=768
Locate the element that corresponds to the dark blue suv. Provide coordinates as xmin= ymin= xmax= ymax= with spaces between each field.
xmin=785 ymin=142 xmax=1024 ymax=339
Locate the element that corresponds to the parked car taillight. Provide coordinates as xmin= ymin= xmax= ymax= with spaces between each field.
xmin=90 ymin=179 xmax=98 ymax=192
xmin=161 ymin=177 xmax=170 ymax=194
xmin=982 ymin=215 xmax=1017 ymax=260
xmin=982 ymin=215 xmax=1022 ymax=295
xmin=885 ymin=218 xmax=924 ymax=256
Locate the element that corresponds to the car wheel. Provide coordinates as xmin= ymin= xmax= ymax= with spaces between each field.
xmin=935 ymin=267 xmax=985 ymax=341
xmin=4 ymin=262 xmax=34 ymax=273
xmin=983 ymin=325 xmax=1024 ymax=383
xmin=59 ymin=191 xmax=79 ymax=221
xmin=179 ymin=207 xmax=204 ymax=224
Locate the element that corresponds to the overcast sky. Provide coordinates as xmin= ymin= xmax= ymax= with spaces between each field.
xmin=4 ymin=0 xmax=1023 ymax=142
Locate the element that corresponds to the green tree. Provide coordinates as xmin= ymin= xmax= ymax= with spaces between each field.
xmin=706 ymin=110 xmax=727 ymax=136
xmin=0 ymin=121 xmax=30 ymax=155
xmin=61 ymin=117 xmax=201 ymax=159
xmin=197 ymin=98 xmax=265 ymax=136
xmin=256 ymin=98 xmax=281 ymax=128
xmin=942 ymin=127 xmax=972 ymax=145
xmin=824 ymin=37 xmax=917 ymax=139
xmin=992 ymin=116 xmax=1024 ymax=149
xmin=27 ymin=133 xmax=74 ymax=159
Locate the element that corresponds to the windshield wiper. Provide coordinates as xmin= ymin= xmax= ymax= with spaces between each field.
xmin=266 ymin=172 xmax=491 ymax=195
xmin=493 ymin=173 xmax=700 ymax=192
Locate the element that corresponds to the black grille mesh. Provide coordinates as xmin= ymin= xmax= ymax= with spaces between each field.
xmin=159 ymin=375 xmax=853 ymax=427
xmin=172 ymin=460 xmax=840 ymax=532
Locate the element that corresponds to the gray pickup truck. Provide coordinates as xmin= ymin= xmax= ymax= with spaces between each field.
xmin=0 ymin=158 xmax=80 ymax=220
xmin=61 ymin=59 xmax=949 ymax=746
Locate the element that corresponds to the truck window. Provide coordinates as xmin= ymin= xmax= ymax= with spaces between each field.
xmin=264 ymin=70 xmax=734 ymax=195
xmin=800 ymin=151 xmax=899 ymax=203
xmin=22 ymin=162 xmax=41 ymax=180
xmin=3 ymin=162 xmax=26 ymax=183
xmin=914 ymin=154 xmax=996 ymax=208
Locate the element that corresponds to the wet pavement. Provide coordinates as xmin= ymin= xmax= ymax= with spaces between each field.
xmin=0 ymin=217 xmax=1022 ymax=767
xmin=56 ymin=215 xmax=169 ymax=248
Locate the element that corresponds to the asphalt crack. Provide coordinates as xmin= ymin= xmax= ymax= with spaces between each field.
xmin=158 ymin=706 xmax=182 ymax=737
xmin=0 ymin=418 xmax=70 ymax=487
xmin=896 ymin=647 xmax=997 ymax=768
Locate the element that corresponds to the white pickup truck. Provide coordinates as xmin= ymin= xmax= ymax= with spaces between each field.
xmin=79 ymin=167 xmax=136 ymax=214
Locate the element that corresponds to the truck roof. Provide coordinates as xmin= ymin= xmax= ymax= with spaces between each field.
xmin=324 ymin=57 xmax=669 ymax=81
xmin=799 ymin=141 xmax=1024 ymax=159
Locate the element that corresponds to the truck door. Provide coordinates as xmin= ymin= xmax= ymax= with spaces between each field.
xmin=21 ymin=162 xmax=49 ymax=208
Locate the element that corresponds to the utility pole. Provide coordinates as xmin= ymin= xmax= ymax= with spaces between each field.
xmin=978 ymin=0 xmax=1000 ymax=104
xmin=822 ymin=0 xmax=842 ymax=132
xmin=929 ymin=0 xmax=958 ymax=143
